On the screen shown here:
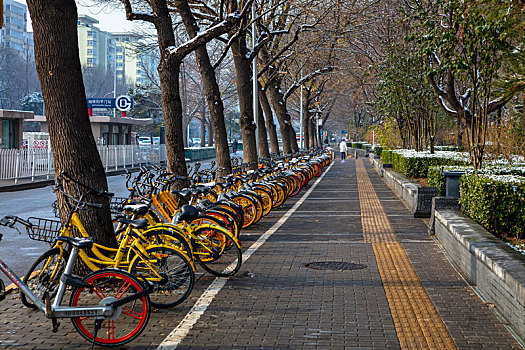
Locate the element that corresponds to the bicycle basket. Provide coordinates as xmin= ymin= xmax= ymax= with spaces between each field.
xmin=110 ymin=197 xmax=129 ymax=214
xmin=26 ymin=217 xmax=62 ymax=243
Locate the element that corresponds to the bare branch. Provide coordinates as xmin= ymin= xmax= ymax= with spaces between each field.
xmin=121 ymin=0 xmax=155 ymax=23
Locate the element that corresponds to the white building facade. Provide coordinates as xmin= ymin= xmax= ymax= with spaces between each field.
xmin=0 ymin=0 xmax=33 ymax=58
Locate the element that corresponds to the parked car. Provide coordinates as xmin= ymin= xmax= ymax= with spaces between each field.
xmin=192 ymin=138 xmax=201 ymax=147
xmin=138 ymin=137 xmax=151 ymax=147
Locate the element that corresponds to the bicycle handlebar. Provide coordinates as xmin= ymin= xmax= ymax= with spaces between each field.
xmin=0 ymin=215 xmax=30 ymax=228
xmin=59 ymin=171 xmax=114 ymax=197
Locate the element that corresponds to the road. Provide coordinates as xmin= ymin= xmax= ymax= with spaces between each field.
xmin=0 ymin=153 xmax=242 ymax=286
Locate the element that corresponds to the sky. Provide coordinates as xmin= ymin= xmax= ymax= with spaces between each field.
xmin=19 ymin=0 xmax=136 ymax=33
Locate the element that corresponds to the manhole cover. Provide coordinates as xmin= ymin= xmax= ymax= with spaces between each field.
xmin=305 ymin=261 xmax=367 ymax=271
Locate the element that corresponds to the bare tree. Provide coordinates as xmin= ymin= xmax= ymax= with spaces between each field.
xmin=26 ymin=0 xmax=115 ymax=245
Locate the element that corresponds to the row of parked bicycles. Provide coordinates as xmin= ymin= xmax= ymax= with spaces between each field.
xmin=0 ymin=150 xmax=331 ymax=348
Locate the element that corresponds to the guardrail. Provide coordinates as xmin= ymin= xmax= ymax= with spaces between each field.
xmin=0 ymin=145 xmax=168 ymax=184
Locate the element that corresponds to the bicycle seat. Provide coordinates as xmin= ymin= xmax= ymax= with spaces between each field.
xmin=172 ymin=189 xmax=192 ymax=198
xmin=117 ymin=217 xmax=149 ymax=229
xmin=218 ymin=182 xmax=231 ymax=190
xmin=192 ymin=186 xmax=210 ymax=195
xmin=179 ymin=204 xmax=200 ymax=222
xmin=57 ymin=236 xmax=93 ymax=249
xmin=123 ymin=204 xmax=149 ymax=216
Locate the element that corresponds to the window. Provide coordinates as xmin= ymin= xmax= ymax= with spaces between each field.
xmin=8 ymin=4 xmax=26 ymax=16
xmin=117 ymin=62 xmax=123 ymax=68
xmin=8 ymin=42 xmax=22 ymax=51
xmin=117 ymin=55 xmax=123 ymax=60
xmin=117 ymin=46 xmax=123 ymax=52
xmin=6 ymin=17 xmax=25 ymax=29
xmin=87 ymin=31 xmax=94 ymax=37
xmin=87 ymin=40 xmax=93 ymax=46
xmin=87 ymin=49 xmax=93 ymax=55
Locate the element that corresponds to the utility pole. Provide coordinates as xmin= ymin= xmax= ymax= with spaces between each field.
xmin=299 ymin=68 xmax=303 ymax=149
xmin=113 ymin=44 xmax=117 ymax=118
xmin=252 ymin=2 xmax=258 ymax=155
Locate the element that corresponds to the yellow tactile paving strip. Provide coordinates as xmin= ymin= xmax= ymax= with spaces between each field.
xmin=356 ymin=159 xmax=457 ymax=349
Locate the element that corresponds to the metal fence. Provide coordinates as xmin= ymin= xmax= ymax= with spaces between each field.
xmin=0 ymin=145 xmax=168 ymax=184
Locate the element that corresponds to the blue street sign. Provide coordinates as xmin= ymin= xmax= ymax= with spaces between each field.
xmin=87 ymin=98 xmax=115 ymax=109
xmin=341 ymin=130 xmax=346 ymax=134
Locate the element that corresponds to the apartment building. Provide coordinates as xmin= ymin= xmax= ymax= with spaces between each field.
xmin=77 ymin=15 xmax=116 ymax=72
xmin=77 ymin=15 xmax=157 ymax=86
xmin=0 ymin=0 xmax=33 ymax=58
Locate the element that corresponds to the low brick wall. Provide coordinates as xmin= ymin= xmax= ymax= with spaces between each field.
xmin=433 ymin=209 xmax=525 ymax=340
xmin=369 ymin=157 xmax=437 ymax=218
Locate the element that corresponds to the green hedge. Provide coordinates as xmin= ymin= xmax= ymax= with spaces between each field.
xmin=381 ymin=150 xmax=470 ymax=178
xmin=460 ymin=174 xmax=525 ymax=240
xmin=427 ymin=166 xmax=471 ymax=195
xmin=373 ymin=146 xmax=383 ymax=156
xmin=428 ymin=165 xmax=525 ymax=195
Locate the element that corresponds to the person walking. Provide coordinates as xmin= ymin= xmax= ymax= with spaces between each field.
xmin=339 ymin=139 xmax=348 ymax=163
xmin=232 ymin=139 xmax=238 ymax=154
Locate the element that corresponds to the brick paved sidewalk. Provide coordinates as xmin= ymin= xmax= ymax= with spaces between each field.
xmin=0 ymin=158 xmax=522 ymax=349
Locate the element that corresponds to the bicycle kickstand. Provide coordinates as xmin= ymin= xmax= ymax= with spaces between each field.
xmin=44 ymin=292 xmax=60 ymax=333
xmin=90 ymin=319 xmax=103 ymax=350
xmin=0 ymin=279 xmax=5 ymax=302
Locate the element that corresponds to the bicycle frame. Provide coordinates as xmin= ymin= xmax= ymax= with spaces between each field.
xmin=57 ymin=213 xmax=173 ymax=282
xmin=0 ymin=246 xmax=112 ymax=319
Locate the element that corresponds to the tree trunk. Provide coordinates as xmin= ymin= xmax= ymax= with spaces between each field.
xmin=229 ymin=28 xmax=258 ymax=168
xmin=26 ymin=0 xmax=115 ymax=246
xmin=302 ymin=89 xmax=311 ymax=149
xmin=200 ymin=116 xmax=206 ymax=147
xmin=289 ymin=121 xmax=299 ymax=152
xmin=522 ymin=93 xmax=525 ymax=131
xmin=456 ymin=118 xmax=464 ymax=148
xmin=257 ymin=100 xmax=270 ymax=158
xmin=308 ymin=118 xmax=316 ymax=149
xmin=145 ymin=0 xmax=188 ymax=187
xmin=183 ymin=118 xmax=189 ymax=147
xmin=259 ymin=86 xmax=280 ymax=155
xmin=207 ymin=117 xmax=214 ymax=146
xmin=266 ymin=81 xmax=292 ymax=154
xmin=176 ymin=0 xmax=232 ymax=175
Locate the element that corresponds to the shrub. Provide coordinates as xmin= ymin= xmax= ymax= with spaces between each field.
xmin=428 ymin=166 xmax=473 ymax=195
xmin=381 ymin=149 xmax=471 ymax=178
xmin=373 ymin=146 xmax=383 ymax=156
xmin=460 ymin=174 xmax=525 ymax=240
xmin=428 ymin=165 xmax=525 ymax=195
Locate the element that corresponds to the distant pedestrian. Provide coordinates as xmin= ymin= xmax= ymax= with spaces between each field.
xmin=339 ymin=139 xmax=347 ymax=163
xmin=232 ymin=139 xmax=238 ymax=154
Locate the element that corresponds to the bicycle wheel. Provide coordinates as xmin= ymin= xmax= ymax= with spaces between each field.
xmin=130 ymin=245 xmax=195 ymax=309
xmin=231 ymin=194 xmax=257 ymax=228
xmin=252 ymin=187 xmax=273 ymax=216
xmin=194 ymin=227 xmax=242 ymax=277
xmin=21 ymin=247 xmax=69 ymax=309
xmin=70 ymin=269 xmax=150 ymax=347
